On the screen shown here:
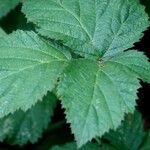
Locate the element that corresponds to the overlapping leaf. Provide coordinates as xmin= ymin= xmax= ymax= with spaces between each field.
xmin=22 ymin=0 xmax=149 ymax=58
xmin=57 ymin=51 xmax=150 ymax=147
xmin=104 ymin=111 xmax=146 ymax=150
xmin=140 ymin=132 xmax=150 ymax=150
xmin=0 ymin=30 xmax=71 ymax=118
xmin=0 ymin=0 xmax=20 ymax=19
xmin=0 ymin=92 xmax=57 ymax=146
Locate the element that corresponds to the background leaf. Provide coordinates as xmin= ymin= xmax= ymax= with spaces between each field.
xmin=50 ymin=142 xmax=100 ymax=150
xmin=0 ymin=0 xmax=20 ymax=19
xmin=104 ymin=111 xmax=147 ymax=150
xmin=0 ymin=92 xmax=57 ymax=146
xmin=140 ymin=132 xmax=150 ymax=150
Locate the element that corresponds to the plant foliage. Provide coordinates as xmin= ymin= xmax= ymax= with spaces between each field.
xmin=0 ymin=0 xmax=20 ymax=19
xmin=0 ymin=0 xmax=150 ymax=149
xmin=0 ymin=92 xmax=57 ymax=146
xmin=103 ymin=111 xmax=148 ymax=150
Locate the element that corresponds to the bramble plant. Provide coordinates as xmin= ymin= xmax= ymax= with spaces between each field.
xmin=0 ymin=0 xmax=150 ymax=150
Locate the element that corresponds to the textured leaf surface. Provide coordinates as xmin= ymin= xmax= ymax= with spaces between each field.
xmin=0 ymin=92 xmax=57 ymax=146
xmin=104 ymin=111 xmax=146 ymax=150
xmin=51 ymin=142 xmax=100 ymax=150
xmin=0 ymin=0 xmax=20 ymax=19
xmin=0 ymin=30 xmax=71 ymax=118
xmin=105 ymin=50 xmax=150 ymax=83
xmin=0 ymin=28 xmax=6 ymax=37
xmin=22 ymin=0 xmax=149 ymax=58
xmin=57 ymin=50 xmax=150 ymax=147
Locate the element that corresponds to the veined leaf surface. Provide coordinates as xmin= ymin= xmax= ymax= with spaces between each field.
xmin=0 ymin=30 xmax=71 ymax=118
xmin=57 ymin=50 xmax=150 ymax=147
xmin=22 ymin=0 xmax=149 ymax=58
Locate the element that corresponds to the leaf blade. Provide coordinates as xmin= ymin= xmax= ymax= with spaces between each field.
xmin=105 ymin=50 xmax=150 ymax=83
xmin=22 ymin=0 xmax=149 ymax=58
xmin=0 ymin=30 xmax=70 ymax=118
xmin=104 ymin=111 xmax=146 ymax=150
xmin=57 ymin=58 xmax=141 ymax=147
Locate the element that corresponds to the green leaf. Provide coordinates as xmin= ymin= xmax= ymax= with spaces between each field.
xmin=0 ymin=30 xmax=71 ymax=118
xmin=50 ymin=142 xmax=100 ymax=150
xmin=0 ymin=92 xmax=57 ymax=146
xmin=57 ymin=50 xmax=150 ymax=147
xmin=105 ymin=50 xmax=150 ymax=83
xmin=0 ymin=28 xmax=6 ymax=37
xmin=104 ymin=111 xmax=146 ymax=150
xmin=0 ymin=0 xmax=20 ymax=19
xmin=22 ymin=0 xmax=149 ymax=58
xmin=140 ymin=132 xmax=150 ymax=150
xmin=51 ymin=142 xmax=116 ymax=150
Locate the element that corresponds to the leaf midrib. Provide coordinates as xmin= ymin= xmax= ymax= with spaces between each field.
xmin=0 ymin=46 xmax=65 ymax=61
xmin=80 ymin=65 xmax=116 ymax=140
xmin=80 ymin=60 xmax=135 ymax=140
xmin=0 ymin=60 xmax=67 ymax=81
xmin=80 ymin=67 xmax=100 ymax=141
